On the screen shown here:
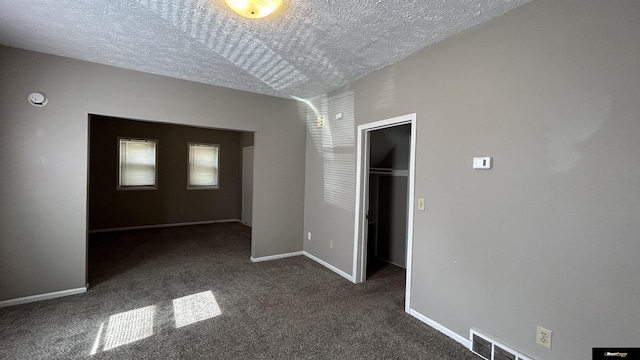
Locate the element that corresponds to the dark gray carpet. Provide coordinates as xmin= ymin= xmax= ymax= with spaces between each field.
xmin=0 ymin=223 xmax=480 ymax=359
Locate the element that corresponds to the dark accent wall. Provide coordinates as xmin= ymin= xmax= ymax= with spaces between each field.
xmin=89 ymin=115 xmax=244 ymax=230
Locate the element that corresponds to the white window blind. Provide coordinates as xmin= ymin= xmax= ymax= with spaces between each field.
xmin=118 ymin=138 xmax=157 ymax=189
xmin=188 ymin=143 xmax=219 ymax=189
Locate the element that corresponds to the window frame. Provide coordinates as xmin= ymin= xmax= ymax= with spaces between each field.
xmin=187 ymin=142 xmax=220 ymax=190
xmin=117 ymin=137 xmax=158 ymax=191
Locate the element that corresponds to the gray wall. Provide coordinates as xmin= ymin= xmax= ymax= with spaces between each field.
xmin=0 ymin=46 xmax=305 ymax=301
xmin=238 ymin=131 xmax=255 ymax=218
xmin=304 ymin=0 xmax=640 ymax=359
xmin=89 ymin=115 xmax=245 ymax=230
xmin=239 ymin=132 xmax=255 ymax=149
xmin=302 ymin=90 xmax=356 ymax=272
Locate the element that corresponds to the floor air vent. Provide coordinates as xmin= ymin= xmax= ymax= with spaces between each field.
xmin=470 ymin=330 xmax=533 ymax=360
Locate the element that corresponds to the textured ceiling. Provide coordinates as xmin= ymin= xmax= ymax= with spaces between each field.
xmin=0 ymin=0 xmax=531 ymax=99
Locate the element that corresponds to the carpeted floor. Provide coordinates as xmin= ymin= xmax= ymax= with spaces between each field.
xmin=0 ymin=223 xmax=480 ymax=359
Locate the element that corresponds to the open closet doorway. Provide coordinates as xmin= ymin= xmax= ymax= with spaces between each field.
xmin=367 ymin=124 xmax=411 ymax=275
xmin=353 ymin=114 xmax=416 ymax=313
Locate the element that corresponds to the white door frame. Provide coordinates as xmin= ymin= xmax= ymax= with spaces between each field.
xmin=352 ymin=113 xmax=417 ymax=313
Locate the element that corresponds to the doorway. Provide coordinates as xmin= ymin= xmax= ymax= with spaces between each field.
xmin=367 ymin=124 xmax=411 ymax=277
xmin=86 ymin=114 xmax=256 ymax=286
xmin=353 ymin=114 xmax=416 ymax=313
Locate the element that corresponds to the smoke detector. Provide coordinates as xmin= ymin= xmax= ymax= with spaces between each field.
xmin=28 ymin=92 xmax=48 ymax=107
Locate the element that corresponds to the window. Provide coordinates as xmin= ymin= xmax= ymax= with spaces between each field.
xmin=118 ymin=138 xmax=157 ymax=190
xmin=188 ymin=143 xmax=219 ymax=189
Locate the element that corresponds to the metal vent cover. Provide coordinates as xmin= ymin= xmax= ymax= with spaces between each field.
xmin=472 ymin=334 xmax=492 ymax=359
xmin=470 ymin=330 xmax=533 ymax=360
xmin=494 ymin=345 xmax=517 ymax=360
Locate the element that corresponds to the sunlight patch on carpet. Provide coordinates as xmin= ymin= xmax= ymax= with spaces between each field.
xmin=173 ymin=290 xmax=221 ymax=328
xmin=90 ymin=322 xmax=105 ymax=355
xmin=103 ymin=305 xmax=156 ymax=351
xmin=88 ymin=292 xmax=220 ymax=355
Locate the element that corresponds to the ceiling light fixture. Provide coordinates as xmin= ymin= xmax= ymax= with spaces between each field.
xmin=224 ymin=0 xmax=283 ymax=19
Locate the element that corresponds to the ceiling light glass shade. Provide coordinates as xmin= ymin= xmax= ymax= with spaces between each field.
xmin=224 ymin=0 xmax=283 ymax=18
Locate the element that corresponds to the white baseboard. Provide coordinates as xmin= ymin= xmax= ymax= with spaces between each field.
xmin=303 ymin=251 xmax=354 ymax=282
xmin=249 ymin=251 xmax=354 ymax=283
xmin=409 ymin=309 xmax=471 ymax=349
xmin=0 ymin=287 xmax=87 ymax=308
xmin=250 ymin=251 xmax=303 ymax=263
xmin=89 ymin=219 xmax=241 ymax=233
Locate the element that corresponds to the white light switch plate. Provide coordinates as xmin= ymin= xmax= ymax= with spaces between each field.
xmin=473 ymin=156 xmax=492 ymax=169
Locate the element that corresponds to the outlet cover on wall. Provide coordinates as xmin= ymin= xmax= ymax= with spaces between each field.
xmin=536 ymin=326 xmax=552 ymax=349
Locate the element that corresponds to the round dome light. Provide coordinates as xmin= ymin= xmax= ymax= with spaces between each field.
xmin=224 ymin=0 xmax=283 ymax=19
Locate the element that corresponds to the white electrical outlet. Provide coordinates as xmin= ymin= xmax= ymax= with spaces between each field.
xmin=536 ymin=326 xmax=552 ymax=349
xmin=329 ymin=240 xmax=333 ymax=249
xmin=417 ymin=198 xmax=425 ymax=211
xmin=307 ymin=232 xmax=311 ymax=240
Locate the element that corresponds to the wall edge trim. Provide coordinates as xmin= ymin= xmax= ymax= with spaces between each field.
xmin=250 ymin=251 xmax=303 ymax=263
xmin=88 ymin=219 xmax=241 ymax=233
xmin=303 ymin=251 xmax=354 ymax=282
xmin=0 ymin=287 xmax=87 ymax=308
xmin=409 ymin=308 xmax=472 ymax=349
